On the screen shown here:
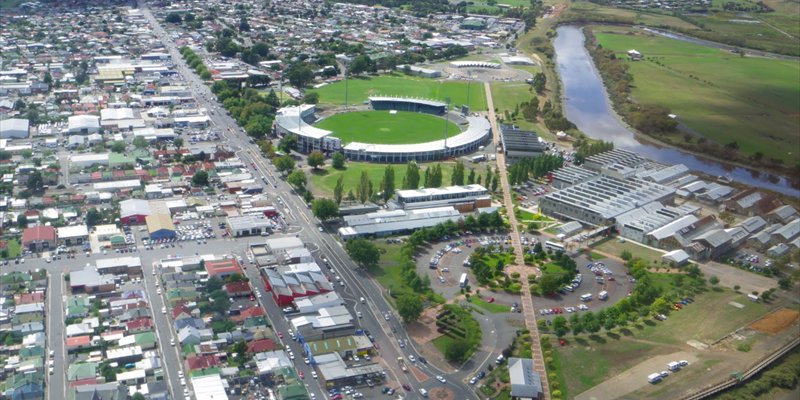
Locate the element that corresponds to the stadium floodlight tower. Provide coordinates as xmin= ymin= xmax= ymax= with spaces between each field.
xmin=443 ymin=97 xmax=451 ymax=157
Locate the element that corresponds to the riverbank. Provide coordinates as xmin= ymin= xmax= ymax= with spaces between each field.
xmin=579 ymin=25 xmax=798 ymax=187
xmin=551 ymin=25 xmax=798 ymax=195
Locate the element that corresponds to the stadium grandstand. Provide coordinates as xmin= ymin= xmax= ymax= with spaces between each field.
xmin=342 ymin=116 xmax=491 ymax=163
xmin=448 ymin=61 xmax=500 ymax=69
xmin=273 ymin=104 xmax=342 ymax=154
xmin=369 ymin=96 xmax=447 ymax=115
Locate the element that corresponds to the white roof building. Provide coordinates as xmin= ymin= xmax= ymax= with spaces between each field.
xmin=0 ymin=118 xmax=30 ymax=139
xmin=67 ymin=115 xmax=100 ymax=135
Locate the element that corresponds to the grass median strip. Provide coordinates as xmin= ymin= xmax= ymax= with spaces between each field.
xmin=468 ymin=296 xmax=511 ymax=313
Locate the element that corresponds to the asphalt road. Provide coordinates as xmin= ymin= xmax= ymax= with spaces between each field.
xmin=137 ymin=4 xmax=480 ymax=399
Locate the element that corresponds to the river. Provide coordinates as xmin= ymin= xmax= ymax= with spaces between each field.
xmin=552 ymin=25 xmax=799 ymax=197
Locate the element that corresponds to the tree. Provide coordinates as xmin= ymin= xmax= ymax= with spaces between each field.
xmin=274 ymin=156 xmax=295 ymax=175
xmin=225 ymin=273 xmax=247 ymax=283
xmin=379 ymin=165 xmax=395 ymax=202
xmin=286 ymin=65 xmax=315 ymax=87
xmin=396 ymin=294 xmax=423 ymax=324
xmin=444 ymin=340 xmax=471 ymax=362
xmin=334 ymin=176 xmax=345 ymax=205
xmin=165 ymin=13 xmax=182 ymax=23
xmin=307 ymin=151 xmax=325 ymax=170
xmin=287 ymin=170 xmax=307 ymax=190
xmin=173 ymin=138 xmax=184 ymax=150
xmin=85 ymin=208 xmax=103 ymax=227
xmin=708 ymin=275 xmax=720 ymax=285
xmin=278 ymin=134 xmax=297 ymax=154
xmin=355 ymin=170 xmax=371 ymax=204
xmin=132 ymin=394 xmax=146 ymax=400
xmin=345 ymin=238 xmax=380 ymax=269
xmin=21 ymin=149 xmax=32 ymax=159
xmin=620 ymin=249 xmax=632 ymax=261
xmin=0 ymin=151 xmax=11 ymax=161
xmin=718 ymin=212 xmax=735 ymax=226
xmin=43 ymin=72 xmax=52 ymax=85
xmin=537 ymin=274 xmax=561 ymax=295
xmin=312 ymin=198 xmax=340 ymax=221
xmin=110 ymin=141 xmax=126 ymax=153
xmin=332 ymin=152 xmax=345 ymax=169
xmin=230 ymin=339 xmax=249 ymax=363
xmin=467 ymin=169 xmax=476 ymax=184
xmin=132 ymin=136 xmax=149 ymax=149
xmin=192 ymin=171 xmax=209 ymax=186
xmin=17 ymin=214 xmax=28 ymax=229
xmin=451 ymin=160 xmax=465 ymax=186
xmin=303 ymin=92 xmax=320 ymax=104
xmin=404 ymin=161 xmax=420 ymax=189
xmin=205 ymin=276 xmax=224 ymax=293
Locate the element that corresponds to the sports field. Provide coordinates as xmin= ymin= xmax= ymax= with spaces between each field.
xmin=316 ymin=111 xmax=461 ymax=145
xmin=308 ymin=74 xmax=487 ymax=111
xmin=595 ymin=27 xmax=800 ymax=162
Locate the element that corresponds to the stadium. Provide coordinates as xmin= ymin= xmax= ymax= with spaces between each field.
xmin=273 ymin=97 xmax=491 ymax=163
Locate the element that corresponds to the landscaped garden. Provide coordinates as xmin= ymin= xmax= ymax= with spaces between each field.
xmin=433 ymin=304 xmax=482 ymax=362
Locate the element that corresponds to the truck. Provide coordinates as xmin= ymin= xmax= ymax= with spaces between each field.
xmin=397 ymin=357 xmax=408 ymax=372
xmin=472 ymin=155 xmax=486 ymax=163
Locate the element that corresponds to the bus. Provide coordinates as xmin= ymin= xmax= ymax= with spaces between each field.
xmin=545 ymin=241 xmax=565 ymax=252
xmin=471 ymin=155 xmax=486 ymax=163
xmin=459 ymin=273 xmax=469 ymax=288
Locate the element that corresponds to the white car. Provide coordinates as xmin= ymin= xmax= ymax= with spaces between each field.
xmin=170 ymin=338 xmax=175 ymax=346
xmin=312 ymin=371 xmax=318 ymax=379
xmin=357 ymin=311 xmax=363 ymax=318
xmin=183 ymin=389 xmax=189 ymax=398
xmin=156 ymin=288 xmax=162 ymax=295
xmin=180 ymin=378 xmax=186 ymax=386
xmin=304 ymin=358 xmax=310 ymax=364
xmin=436 ymin=375 xmax=447 ymax=384
xmin=162 ymin=306 xmax=167 ymax=314
xmin=409 ymin=355 xmax=416 ymax=363
xmin=178 ymin=372 xmax=184 ymax=379
xmin=384 ymin=313 xmax=390 ymax=321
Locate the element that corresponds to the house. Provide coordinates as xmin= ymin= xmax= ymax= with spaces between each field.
xmin=247 ymin=339 xmax=278 ymax=353
xmin=184 ymin=355 xmax=222 ymax=371
xmin=508 ymin=357 xmax=543 ymax=400
xmin=126 ymin=317 xmax=154 ymax=334
xmin=166 ymin=288 xmax=199 ymax=305
xmin=224 ymin=281 xmax=251 ymax=298
xmin=66 ymin=335 xmax=93 ymax=353
xmin=11 ymin=381 xmax=43 ymax=400
xmin=205 ymin=258 xmax=242 ymax=278
xmin=70 ymin=382 xmax=127 ymax=400
xmin=767 ymin=243 xmax=791 ymax=258
xmin=178 ymin=325 xmax=201 ymax=346
xmin=170 ymin=304 xmax=194 ymax=321
xmin=21 ymin=226 xmax=57 ymax=252
xmin=68 ymin=362 xmax=100 ymax=382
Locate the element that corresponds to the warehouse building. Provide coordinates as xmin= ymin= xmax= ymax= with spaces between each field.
xmin=304 ymin=335 xmax=374 ymax=365
xmin=508 ymin=358 xmax=543 ymax=400
xmin=145 ymin=213 xmax=176 ymax=240
xmin=499 ymin=124 xmax=547 ymax=161
xmin=70 ymin=154 xmax=109 ymax=168
xmin=338 ymin=206 xmax=464 ymax=240
xmin=0 ymin=118 xmax=30 ymax=139
xmin=550 ymin=165 xmax=598 ymax=190
xmin=393 ymin=184 xmax=490 ymax=211
xmin=120 ymin=199 xmax=152 ymax=225
xmin=290 ymin=305 xmax=354 ymax=343
xmin=616 ymin=203 xmax=700 ymax=243
xmin=314 ymin=352 xmax=384 ymax=390
xmin=539 ymin=176 xmax=676 ymax=227
xmin=57 ymin=225 xmax=89 ymax=246
xmin=96 ymin=256 xmax=143 ymax=276
xmin=584 ymin=149 xmax=647 ymax=172
xmin=66 ymin=115 xmax=101 ymax=135
xmin=226 ymin=215 xmax=273 ymax=237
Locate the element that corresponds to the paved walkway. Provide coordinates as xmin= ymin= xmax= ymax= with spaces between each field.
xmin=484 ymin=82 xmax=550 ymax=400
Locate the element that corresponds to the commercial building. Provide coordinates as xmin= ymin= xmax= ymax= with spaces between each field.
xmin=550 ymin=165 xmax=598 ymax=190
xmin=204 ymin=258 xmax=243 ymax=279
xmin=314 ymin=351 xmax=383 ymax=389
xmin=394 ymin=184 xmax=490 ymax=211
xmin=304 ymin=335 xmax=373 ymax=363
xmin=262 ymin=262 xmax=333 ymax=307
xmin=22 ymin=226 xmax=57 ymax=252
xmin=499 ymin=124 xmax=547 ymax=161
xmin=69 ymin=266 xmax=116 ymax=294
xmin=539 ymin=176 xmax=676 ymax=227
xmin=57 ymin=225 xmax=89 ymax=246
xmin=120 ymin=199 xmax=151 ymax=225
xmin=96 ymin=256 xmax=143 ymax=276
xmin=264 ymin=237 xmax=305 ymax=254
xmin=0 ymin=118 xmax=30 ymax=139
xmin=583 ymin=149 xmax=647 ymax=172
xmin=70 ymin=154 xmax=109 ymax=168
xmin=145 ymin=213 xmax=176 ymax=240
xmin=555 ymin=221 xmax=582 ymax=237
xmin=290 ymin=306 xmax=355 ymax=343
xmin=226 ymin=215 xmax=273 ymax=237
xmin=500 ymin=55 xmax=536 ymax=65
xmin=93 ymin=179 xmax=141 ymax=193
xmin=67 ymin=115 xmax=101 ymax=135
xmin=508 ymin=358 xmax=543 ymax=400
xmin=615 ymin=203 xmax=700 ymax=243
xmin=338 ymin=206 xmax=463 ymax=240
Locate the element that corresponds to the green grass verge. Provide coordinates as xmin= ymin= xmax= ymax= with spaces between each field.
xmin=431 ymin=335 xmax=455 ymax=355
xmin=588 ymin=252 xmax=605 ymax=260
xmin=307 ymin=74 xmax=487 ymax=111
xmin=468 ymin=296 xmax=511 ymax=313
xmin=541 ymin=262 xmax=570 ymax=275
xmin=493 ymin=388 xmax=511 ymax=400
xmin=595 ymin=28 xmax=800 ymax=162
xmin=309 ymin=162 xmax=454 ymax=197
xmin=316 ymin=111 xmax=461 ymax=145
xmin=592 ymin=237 xmax=664 ymax=262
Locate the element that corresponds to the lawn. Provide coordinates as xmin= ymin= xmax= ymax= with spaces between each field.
xmin=489 ymin=81 xmax=537 ymax=119
xmin=647 ymin=272 xmax=675 ymax=293
xmin=540 ymin=262 xmax=570 ymax=275
xmin=6 ymin=237 xmax=21 ymax=259
xmin=594 ymin=27 xmax=800 ymax=161
xmin=316 ymin=111 xmax=461 ymax=145
xmin=558 ymin=288 xmax=771 ymax=395
xmin=468 ymin=296 xmax=512 ymax=313
xmin=592 ymin=237 xmax=664 ymax=262
xmin=309 ymin=162 xmax=455 ymax=197
xmin=307 ymin=74 xmax=487 ymax=111
xmin=432 ymin=335 xmax=456 ymax=356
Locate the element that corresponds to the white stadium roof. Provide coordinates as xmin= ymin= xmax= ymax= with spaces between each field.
xmin=369 ymin=96 xmax=447 ymax=108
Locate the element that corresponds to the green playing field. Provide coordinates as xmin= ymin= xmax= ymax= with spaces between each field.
xmin=315 ymin=111 xmax=461 ymax=145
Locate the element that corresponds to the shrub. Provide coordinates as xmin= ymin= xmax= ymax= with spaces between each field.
xmin=552 ymin=390 xmax=562 ymax=398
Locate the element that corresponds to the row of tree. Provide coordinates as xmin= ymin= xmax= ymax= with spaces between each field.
xmin=209 ymin=78 xmax=280 ymax=139
xmin=506 ymin=154 xmax=565 ymax=185
xmin=179 ymin=46 xmax=213 ymax=81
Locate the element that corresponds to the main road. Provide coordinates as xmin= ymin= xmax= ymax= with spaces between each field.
xmin=139 ymin=3 xmax=478 ymax=399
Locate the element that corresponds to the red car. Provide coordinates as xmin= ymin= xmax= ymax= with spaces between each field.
xmin=402 ymin=384 xmax=411 ymax=391
xmin=250 ymin=162 xmax=255 ymax=167
xmin=674 ymin=303 xmax=683 ymax=309
xmin=330 ymin=395 xmax=342 ymax=400
xmin=250 ymin=295 xmax=255 ymax=301
xmin=608 ymin=277 xmax=615 ymax=281
xmin=277 ymin=332 xmax=283 ymax=338
xmin=559 ymin=340 xmax=565 ymax=346
xmin=517 ymin=197 xmax=524 ymax=201
xmin=298 ymin=371 xmax=304 ymax=379
xmin=487 ymin=297 xmax=495 ymax=303
xmin=373 ymin=343 xmax=380 ymax=349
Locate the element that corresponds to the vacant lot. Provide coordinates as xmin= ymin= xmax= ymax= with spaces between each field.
xmin=316 ymin=111 xmax=460 ymax=145
xmin=309 ymin=162 xmax=454 ymax=197
xmin=592 ymin=237 xmax=664 ymax=262
xmin=594 ymin=27 xmax=800 ymax=161
xmin=558 ymin=288 xmax=771 ymax=395
xmin=307 ymin=74 xmax=487 ymax=111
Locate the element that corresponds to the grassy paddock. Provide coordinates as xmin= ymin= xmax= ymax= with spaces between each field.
xmin=592 ymin=237 xmax=664 ymax=261
xmin=316 ymin=111 xmax=461 ymax=145
xmin=308 ymin=74 xmax=487 ymax=111
xmin=309 ymin=162 xmax=454 ymax=197
xmin=594 ymin=28 xmax=799 ymax=161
